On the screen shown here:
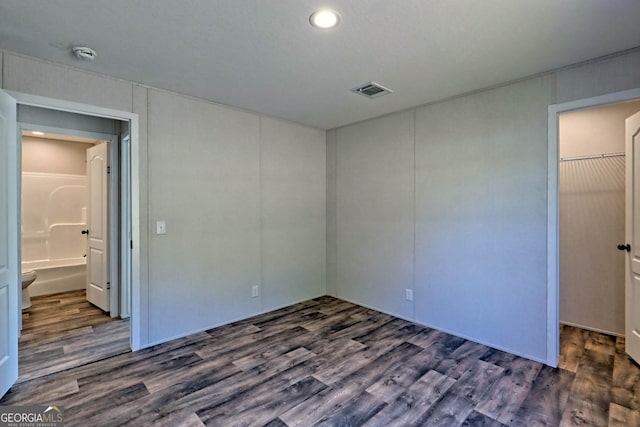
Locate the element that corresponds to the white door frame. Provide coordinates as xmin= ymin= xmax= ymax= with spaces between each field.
xmin=547 ymin=87 xmax=640 ymax=366
xmin=9 ymin=90 xmax=142 ymax=351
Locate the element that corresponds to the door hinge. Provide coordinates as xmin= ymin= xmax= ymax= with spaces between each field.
xmin=130 ymin=240 xmax=133 ymax=250
xmin=107 ymin=165 xmax=111 ymax=174
xmin=106 ymin=282 xmax=111 ymax=290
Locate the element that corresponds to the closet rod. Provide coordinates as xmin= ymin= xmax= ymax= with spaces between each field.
xmin=560 ymin=152 xmax=625 ymax=162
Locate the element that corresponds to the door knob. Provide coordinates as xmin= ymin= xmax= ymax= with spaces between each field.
xmin=81 ymin=229 xmax=89 ymax=235
xmin=617 ymin=243 xmax=631 ymax=252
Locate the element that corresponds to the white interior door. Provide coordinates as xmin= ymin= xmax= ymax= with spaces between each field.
xmin=625 ymin=109 xmax=640 ymax=364
xmin=0 ymin=90 xmax=18 ymax=397
xmin=86 ymin=142 xmax=110 ymax=312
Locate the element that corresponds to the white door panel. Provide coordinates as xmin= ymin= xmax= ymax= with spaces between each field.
xmin=0 ymin=90 xmax=18 ymax=398
xmin=86 ymin=142 xmax=109 ymax=311
xmin=625 ymin=110 xmax=640 ymax=364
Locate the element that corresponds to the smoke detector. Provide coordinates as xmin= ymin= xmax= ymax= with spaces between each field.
xmin=72 ymin=46 xmax=97 ymax=61
xmin=350 ymin=82 xmax=393 ymax=99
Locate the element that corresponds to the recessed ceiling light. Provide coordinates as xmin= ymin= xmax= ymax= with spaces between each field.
xmin=31 ymin=131 xmax=45 ymax=136
xmin=309 ymin=9 xmax=340 ymax=29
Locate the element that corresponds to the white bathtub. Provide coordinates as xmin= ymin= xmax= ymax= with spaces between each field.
xmin=22 ymin=257 xmax=86 ymax=297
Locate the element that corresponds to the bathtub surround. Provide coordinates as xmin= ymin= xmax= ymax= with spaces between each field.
xmin=21 ymin=141 xmax=89 ymax=297
xmin=1 ymin=46 xmax=640 ymax=363
xmin=21 ymin=259 xmax=86 ymax=298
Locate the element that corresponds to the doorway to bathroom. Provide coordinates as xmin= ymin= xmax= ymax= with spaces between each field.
xmin=17 ymin=105 xmax=131 ymax=381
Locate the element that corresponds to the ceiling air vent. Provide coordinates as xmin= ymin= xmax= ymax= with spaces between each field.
xmin=350 ymin=81 xmax=393 ymax=99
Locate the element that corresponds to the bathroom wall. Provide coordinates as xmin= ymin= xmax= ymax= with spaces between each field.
xmin=22 ymin=135 xmax=89 ymax=174
xmin=21 ymin=136 xmax=90 ymax=295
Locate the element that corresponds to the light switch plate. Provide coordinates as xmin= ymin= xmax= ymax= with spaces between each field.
xmin=156 ymin=220 xmax=166 ymax=235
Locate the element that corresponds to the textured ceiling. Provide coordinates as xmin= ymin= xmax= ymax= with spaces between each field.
xmin=0 ymin=0 xmax=638 ymax=130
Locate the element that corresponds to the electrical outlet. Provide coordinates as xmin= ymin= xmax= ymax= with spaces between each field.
xmin=156 ymin=220 xmax=166 ymax=235
xmin=405 ymin=289 xmax=413 ymax=301
xmin=252 ymin=285 xmax=260 ymax=298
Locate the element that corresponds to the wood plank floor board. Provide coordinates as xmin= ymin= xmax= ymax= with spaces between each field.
xmin=302 ymin=313 xmax=394 ymax=353
xmin=585 ymin=330 xmax=617 ymax=356
xmin=17 ymin=290 xmax=130 ymax=383
xmin=194 ymin=324 xmax=308 ymax=360
xmin=316 ymin=299 xmax=363 ymax=316
xmin=608 ymin=402 xmax=640 ymax=427
xmin=280 ymin=341 xmax=424 ymax=426
xmin=559 ymin=349 xmax=614 ymax=426
xmin=475 ymin=357 xmax=543 ymax=425
xmin=66 ymin=382 xmax=150 ymax=422
xmin=611 ymin=335 xmax=640 ymax=411
xmin=198 ymin=375 xmax=328 ymax=426
xmin=0 ymin=378 xmax=80 ymax=405
xmin=416 ymin=360 xmax=504 ymax=426
xmin=299 ymin=305 xmax=373 ymax=333
xmin=262 ymin=418 xmax=288 ymax=427
xmin=363 ymin=369 xmax=456 ymax=427
xmin=365 ymin=341 xmax=457 ymax=404
xmin=435 ymin=341 xmax=495 ymax=381
xmin=557 ymin=325 xmax=589 ymax=373
xmin=120 ymin=347 xmax=318 ymax=427
xmin=146 ymin=410 xmax=206 ymax=427
xmin=18 ymin=325 xmax=95 ymax=349
xmin=3 ymin=296 xmax=639 ymax=426
xmin=408 ymin=328 xmax=467 ymax=352
xmin=510 ymin=365 xmax=576 ymax=426
xmin=69 ymin=334 xmax=212 ymax=392
xmin=480 ymin=348 xmax=518 ymax=367
xmin=312 ymin=390 xmax=387 ymax=427
xmin=462 ymin=410 xmax=509 ymax=426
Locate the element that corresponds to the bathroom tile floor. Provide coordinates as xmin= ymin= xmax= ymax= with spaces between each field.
xmin=18 ymin=289 xmax=130 ymax=382
xmin=2 ymin=296 xmax=639 ymax=426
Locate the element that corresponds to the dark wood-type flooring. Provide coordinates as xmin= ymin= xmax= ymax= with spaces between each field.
xmin=18 ymin=289 xmax=130 ymax=382
xmin=2 ymin=295 xmax=639 ymax=426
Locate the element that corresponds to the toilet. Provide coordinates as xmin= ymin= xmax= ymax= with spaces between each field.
xmin=21 ymin=270 xmax=37 ymax=309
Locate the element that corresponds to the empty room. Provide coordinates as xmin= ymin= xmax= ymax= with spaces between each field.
xmin=1 ymin=1 xmax=640 ymax=426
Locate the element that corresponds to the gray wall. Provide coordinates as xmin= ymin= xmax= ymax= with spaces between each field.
xmin=326 ymin=129 xmax=337 ymax=297
xmin=328 ymin=49 xmax=640 ymax=362
xmin=336 ymin=111 xmax=415 ymax=319
xmin=2 ymin=51 xmax=326 ymax=347
xmin=260 ymin=117 xmax=326 ymax=312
